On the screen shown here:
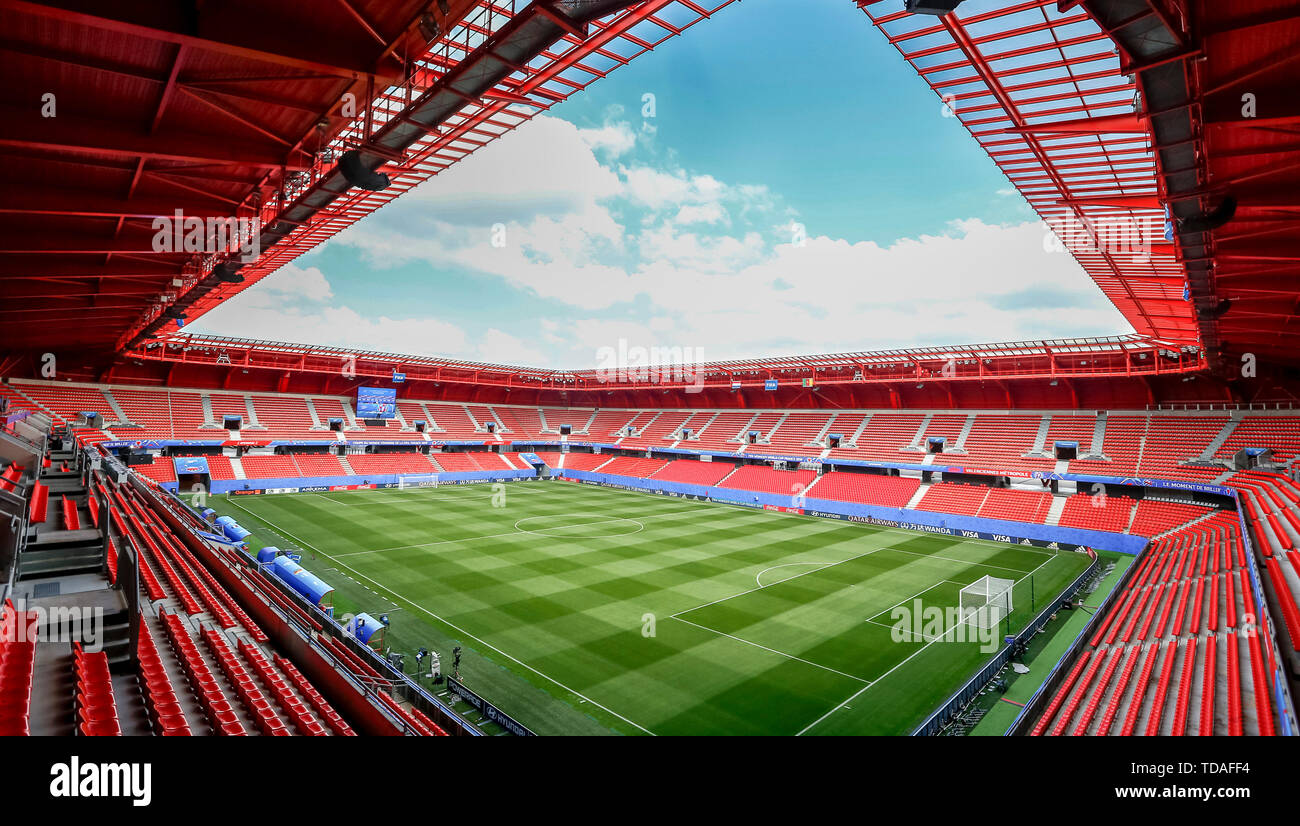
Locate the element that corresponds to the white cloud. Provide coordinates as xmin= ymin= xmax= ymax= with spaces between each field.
xmin=578 ymin=121 xmax=637 ymax=157
xmin=197 ymin=113 xmax=1133 ymax=369
xmin=476 ymin=328 xmax=548 ymax=366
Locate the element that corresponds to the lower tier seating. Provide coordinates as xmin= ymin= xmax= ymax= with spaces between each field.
xmin=810 ymin=472 xmax=920 ymax=508
xmin=0 ymin=600 xmax=38 ymax=735
xmin=597 ymin=456 xmax=669 ymax=478
xmin=1057 ymin=493 xmax=1135 ymax=534
xmin=1031 ymin=516 xmax=1276 ymax=735
xmin=647 ymin=459 xmax=738 ymax=486
xmin=716 ymin=466 xmax=817 ymax=496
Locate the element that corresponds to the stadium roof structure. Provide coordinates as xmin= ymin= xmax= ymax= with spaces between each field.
xmin=99 ymin=330 xmax=1217 ymax=410
xmin=856 ymin=0 xmax=1300 ymax=374
xmin=1 ymin=0 xmax=1298 ymax=395
xmin=0 ymin=0 xmax=735 ymax=352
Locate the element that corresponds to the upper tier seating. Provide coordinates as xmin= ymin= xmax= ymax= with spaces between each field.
xmin=249 ymin=395 xmax=315 ymax=437
xmin=113 ymin=387 xmax=182 ymax=435
xmin=1043 ymin=414 xmax=1097 ymax=457
xmin=164 ymin=391 xmax=207 ymax=432
xmin=765 ymin=412 xmax=834 ymax=453
xmin=207 ymin=394 xmax=248 ymax=430
xmin=425 ymin=404 xmax=480 ymax=438
xmin=15 ymin=384 xmax=1300 ymax=488
xmin=1217 ymin=415 xmax=1300 ymax=463
xmin=1136 ymin=415 xmax=1229 ymax=480
xmin=310 ymin=397 xmax=351 ymax=430
xmin=540 ymin=408 xmax=585 ymax=434
xmin=492 ymin=406 xmax=545 ymax=438
xmin=960 ymin=414 xmax=1053 ymax=473
xmin=690 ymin=411 xmax=761 ymax=450
xmin=7 ymin=383 xmax=114 ymax=425
xmin=587 ymin=409 xmax=640 ymax=439
xmin=835 ymin=413 xmax=925 ymax=460
xmin=1071 ymin=415 xmax=1144 ymax=478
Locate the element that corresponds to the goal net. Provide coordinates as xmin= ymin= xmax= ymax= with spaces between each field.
xmin=398 ymin=473 xmax=440 ymax=490
xmin=959 ymin=576 xmax=1014 ymax=629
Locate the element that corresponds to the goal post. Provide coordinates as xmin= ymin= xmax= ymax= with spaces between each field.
xmin=398 ymin=473 xmax=440 ymax=490
xmin=959 ymin=575 xmax=1014 ymax=629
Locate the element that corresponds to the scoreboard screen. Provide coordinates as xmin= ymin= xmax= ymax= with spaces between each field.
xmin=356 ymin=386 xmax=397 ymax=419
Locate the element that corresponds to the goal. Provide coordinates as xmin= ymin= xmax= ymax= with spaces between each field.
xmin=959 ymin=575 xmax=1014 ymax=629
xmin=398 ymin=473 xmax=440 ymax=489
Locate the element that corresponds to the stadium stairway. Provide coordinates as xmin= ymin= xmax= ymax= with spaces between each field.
xmin=1044 ymin=495 xmax=1068 ymax=526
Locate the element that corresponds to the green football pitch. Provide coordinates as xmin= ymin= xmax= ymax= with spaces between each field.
xmin=214 ymin=480 xmax=1092 ymax=736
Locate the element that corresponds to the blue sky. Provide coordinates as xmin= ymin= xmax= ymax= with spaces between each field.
xmin=193 ymin=0 xmax=1132 ymax=368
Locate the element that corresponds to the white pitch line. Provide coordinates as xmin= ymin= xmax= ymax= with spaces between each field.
xmin=754 ymin=561 xmax=835 ymax=587
xmin=674 ymin=542 xmax=1042 ymax=621
xmin=221 ymin=496 xmax=658 ymax=736
xmin=669 ymin=616 xmax=867 ymax=683
xmin=671 ymin=545 xmax=889 ymax=619
xmin=796 ymin=552 xmax=1063 ymax=736
xmin=863 ymin=617 xmax=935 ymax=640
